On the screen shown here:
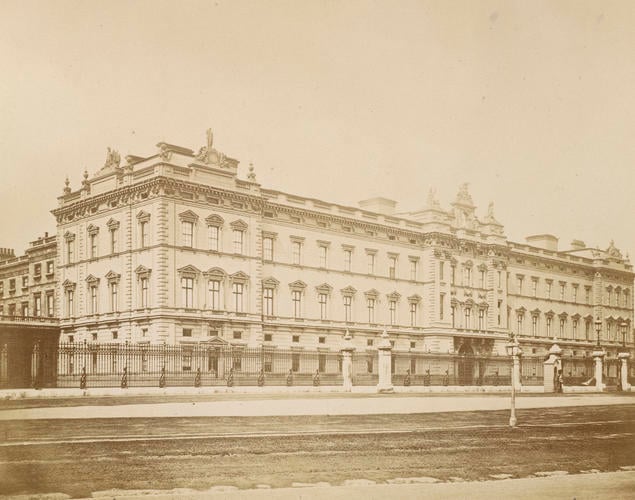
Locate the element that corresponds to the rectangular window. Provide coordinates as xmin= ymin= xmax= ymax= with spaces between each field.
xmin=209 ymin=226 xmax=220 ymax=251
xmin=517 ymin=276 xmax=523 ymax=295
xmin=66 ymin=240 xmax=74 ymax=263
xmin=464 ymin=267 xmax=471 ymax=287
xmin=439 ymin=293 xmax=445 ymax=320
xmin=182 ymin=221 xmax=194 ymax=247
xmin=439 ymin=261 xmax=444 ymax=281
xmin=9 ymin=278 xmax=15 ymax=291
xmin=367 ymin=253 xmax=375 ymax=274
xmin=33 ymin=294 xmax=41 ymax=317
xmin=34 ymin=263 xmax=41 ymax=276
xmin=263 ymin=236 xmax=273 ymax=260
xmin=22 ymin=276 xmax=28 ymax=288
xmin=497 ymin=270 xmax=502 ymax=288
xmin=264 ymin=333 xmax=273 ymax=342
xmin=263 ymin=287 xmax=274 ymax=316
xmin=546 ymin=317 xmax=552 ymax=337
xmin=464 ymin=308 xmax=471 ymax=329
xmin=90 ymin=286 xmax=98 ymax=314
xmin=110 ymin=283 xmax=118 ymax=312
xmin=367 ymin=298 xmax=375 ymax=323
xmin=451 ymin=266 xmax=456 ymax=285
xmin=8 ymin=303 xmax=15 ymax=316
xmin=479 ymin=269 xmax=486 ymax=288
xmin=572 ymin=285 xmax=578 ymax=303
xmin=46 ymin=293 xmax=54 ymax=317
xmin=292 ymin=335 xmax=300 ymax=343
xmin=409 ymin=258 xmax=417 ymax=280
xmin=46 ymin=261 xmax=54 ymax=274
xmin=292 ymin=290 xmax=302 ymax=318
xmin=585 ymin=287 xmax=591 ymax=304
xmin=182 ymin=328 xmax=192 ymax=337
xmin=409 ymin=302 xmax=417 ymax=327
xmin=532 ymin=315 xmax=538 ymax=336
xmin=232 ymin=282 xmax=244 ymax=312
xmin=389 ymin=256 xmax=397 ymax=279
xmin=344 ymin=296 xmax=352 ymax=322
xmin=90 ymin=234 xmax=98 ymax=258
xmin=318 ymin=245 xmax=328 ymax=268
xmin=112 ymin=331 xmax=118 ymax=340
xmin=233 ymin=331 xmax=242 ymax=340
xmin=209 ymin=280 xmax=221 ymax=310
xmin=140 ymin=278 xmax=149 ymax=308
xmin=318 ymin=293 xmax=328 ymax=320
xmin=451 ymin=305 xmax=456 ymax=328
xmin=110 ymin=229 xmax=117 ymax=254
xmin=585 ymin=320 xmax=591 ymax=340
xmin=389 ymin=300 xmax=397 ymax=325
xmin=497 ymin=300 xmax=502 ymax=326
xmin=546 ymin=281 xmax=552 ymax=299
xmin=573 ymin=319 xmax=578 ymax=339
xmin=560 ymin=318 xmax=565 ymax=338
xmin=517 ymin=314 xmax=523 ymax=335
xmin=344 ymin=249 xmax=352 ymax=271
xmin=182 ymin=277 xmax=194 ymax=308
xmin=140 ymin=221 xmax=149 ymax=248
xmin=291 ymin=241 xmax=302 ymax=265
xmin=478 ymin=308 xmax=484 ymax=330
xmin=532 ymin=280 xmax=538 ymax=298
xmin=233 ymin=230 xmax=244 ymax=254
xmin=319 ymin=336 xmax=326 ymax=344
xmin=67 ymin=290 xmax=74 ymax=316
xmin=560 ymin=283 xmax=565 ymax=301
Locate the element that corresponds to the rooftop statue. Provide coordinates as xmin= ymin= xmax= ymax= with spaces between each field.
xmin=455 ymin=182 xmax=474 ymax=206
xmin=606 ymin=239 xmax=623 ymax=259
xmin=427 ymin=187 xmax=441 ymax=208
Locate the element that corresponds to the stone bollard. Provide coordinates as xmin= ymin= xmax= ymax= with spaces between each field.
xmin=376 ymin=329 xmax=393 ymax=393
xmin=543 ymin=343 xmax=562 ymax=393
xmin=341 ymin=330 xmax=354 ymax=392
xmin=592 ymin=349 xmax=606 ymax=392
xmin=618 ymin=352 xmax=631 ymax=392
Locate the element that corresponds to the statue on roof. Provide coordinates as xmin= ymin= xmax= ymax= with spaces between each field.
xmin=103 ymin=147 xmax=121 ymax=169
xmin=484 ymin=201 xmax=500 ymax=224
xmin=427 ymin=187 xmax=440 ymax=209
xmin=606 ymin=239 xmax=623 ymax=259
xmin=455 ymin=182 xmax=474 ymax=206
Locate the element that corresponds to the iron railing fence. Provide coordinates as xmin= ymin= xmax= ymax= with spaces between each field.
xmin=390 ymin=352 xmax=513 ymax=386
xmin=560 ymin=356 xmax=595 ymax=385
xmin=56 ymin=343 xmax=346 ymax=388
xmin=520 ymin=356 xmax=545 ymax=386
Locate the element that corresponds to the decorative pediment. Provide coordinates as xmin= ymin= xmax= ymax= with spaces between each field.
xmin=205 ymin=214 xmax=224 ymax=226
xmin=386 ymin=291 xmax=401 ymax=301
xmin=106 ymin=218 xmax=120 ymax=230
xmin=105 ymin=271 xmax=121 ymax=283
xmin=364 ymin=289 xmax=380 ymax=299
xmin=515 ymin=306 xmax=527 ymax=314
xmin=202 ymin=336 xmax=229 ymax=346
xmin=408 ymin=294 xmax=422 ymax=304
xmin=478 ymin=301 xmax=489 ymax=310
xmin=64 ymin=231 xmax=76 ymax=242
xmin=204 ymin=267 xmax=226 ymax=279
xmin=531 ymin=308 xmax=541 ymax=317
xmin=229 ymin=271 xmax=249 ymax=283
xmin=178 ymin=265 xmax=201 ymax=277
xmin=134 ymin=265 xmax=152 ymax=278
xmin=584 ymin=314 xmax=594 ymax=321
xmin=87 ymin=224 xmax=100 ymax=236
xmin=288 ymin=280 xmax=307 ymax=291
xmin=178 ymin=210 xmax=199 ymax=223
xmin=340 ymin=286 xmax=357 ymax=297
xmin=478 ymin=263 xmax=488 ymax=272
xmin=545 ymin=310 xmax=555 ymax=318
xmin=230 ymin=219 xmax=248 ymax=230
xmin=315 ymin=283 xmax=333 ymax=294
xmin=558 ymin=312 xmax=568 ymax=319
xmin=85 ymin=274 xmax=100 ymax=284
xmin=464 ymin=298 xmax=475 ymax=307
xmin=136 ymin=210 xmax=151 ymax=223
xmin=262 ymin=277 xmax=280 ymax=288
xmin=62 ymin=279 xmax=76 ymax=290
xmin=571 ymin=313 xmax=581 ymax=320
xmin=463 ymin=260 xmax=473 ymax=268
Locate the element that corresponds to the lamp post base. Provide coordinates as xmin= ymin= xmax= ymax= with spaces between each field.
xmin=509 ymin=415 xmax=517 ymax=428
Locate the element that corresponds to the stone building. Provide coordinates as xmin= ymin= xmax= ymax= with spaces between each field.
xmin=3 ymin=130 xmax=633 ymax=364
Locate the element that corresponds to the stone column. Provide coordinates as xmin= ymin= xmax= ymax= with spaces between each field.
xmin=341 ymin=330 xmax=354 ymax=392
xmin=377 ymin=329 xmax=394 ymax=393
xmin=543 ymin=343 xmax=562 ymax=393
xmin=618 ymin=352 xmax=631 ymax=392
xmin=592 ymin=349 xmax=606 ymax=392
xmin=31 ymin=342 xmax=41 ymax=389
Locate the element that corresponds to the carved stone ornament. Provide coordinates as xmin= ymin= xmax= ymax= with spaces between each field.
xmin=159 ymin=144 xmax=172 ymax=161
xmin=427 ymin=187 xmax=441 ymax=209
xmin=606 ymin=240 xmax=623 ymax=259
xmin=195 ymin=128 xmax=229 ymax=167
xmin=455 ymin=183 xmax=474 ymax=206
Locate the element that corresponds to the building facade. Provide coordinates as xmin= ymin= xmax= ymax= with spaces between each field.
xmin=2 ymin=130 xmax=633 ymax=365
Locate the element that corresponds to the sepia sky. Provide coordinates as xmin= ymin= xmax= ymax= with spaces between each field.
xmin=1 ymin=0 xmax=634 ymax=257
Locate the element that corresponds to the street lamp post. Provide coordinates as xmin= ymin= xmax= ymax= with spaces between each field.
xmin=595 ymin=318 xmax=602 ymax=348
xmin=505 ymin=333 xmax=521 ymax=428
xmin=621 ymin=321 xmax=628 ymax=350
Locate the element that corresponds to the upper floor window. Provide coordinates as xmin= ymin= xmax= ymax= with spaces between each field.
xmin=560 ymin=283 xmax=566 ymax=301
xmin=410 ymin=302 xmax=418 ymax=327
xmin=388 ymin=256 xmax=397 ymax=279
xmin=263 ymin=288 xmax=274 ymax=316
xmin=181 ymin=277 xmax=194 ymax=308
xmin=34 ymin=263 xmax=41 ymax=276
xmin=478 ymin=308 xmax=485 ymax=330
xmin=532 ymin=279 xmax=538 ymax=298
xmin=389 ymin=300 xmax=397 ymax=325
xmin=33 ymin=294 xmax=41 ymax=317
xmin=585 ymin=287 xmax=591 ymax=304
xmin=464 ymin=267 xmax=472 ymax=287
xmin=572 ymin=285 xmax=578 ymax=303
xmin=439 ymin=261 xmax=444 ymax=281
xmin=343 ymin=296 xmax=352 ymax=322
xmin=318 ymin=293 xmax=328 ymax=320
xmin=182 ymin=221 xmax=194 ymax=248
xmin=292 ymin=290 xmax=302 ymax=318
xmin=233 ymin=229 xmax=244 ymax=254
xmin=367 ymin=252 xmax=376 ymax=274
xmin=110 ymin=282 xmax=118 ymax=312
xmin=232 ymin=282 xmax=244 ymax=312
xmin=46 ymin=261 xmax=54 ymax=274
xmin=516 ymin=276 xmax=523 ymax=295
xmin=367 ymin=298 xmax=375 ymax=323
xmin=89 ymin=285 xmax=98 ymax=314
xmin=140 ymin=221 xmax=149 ymax=248
xmin=208 ymin=225 xmax=220 ymax=252
xmin=46 ymin=293 xmax=54 ymax=317
xmin=451 ymin=265 xmax=456 ymax=285
xmin=343 ymin=249 xmax=352 ymax=272
xmin=66 ymin=240 xmax=74 ymax=263
xmin=479 ymin=269 xmax=486 ymax=288
xmin=291 ymin=241 xmax=302 ymax=265
xmin=263 ymin=237 xmax=274 ymax=261
xmin=209 ymin=280 xmax=221 ymax=310
xmin=140 ymin=277 xmax=149 ymax=308
xmin=319 ymin=245 xmax=328 ymax=268
xmin=546 ymin=281 xmax=552 ymax=299
xmin=22 ymin=276 xmax=28 ymax=288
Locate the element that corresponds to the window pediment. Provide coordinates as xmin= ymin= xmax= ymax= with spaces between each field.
xmin=531 ymin=308 xmax=541 ymax=317
xmin=262 ymin=277 xmax=280 ymax=288
xmin=478 ymin=263 xmax=488 ymax=272
xmin=179 ymin=210 xmax=199 ymax=223
xmin=106 ymin=218 xmax=120 ymax=230
xmin=136 ymin=210 xmax=151 ymax=223
xmin=315 ymin=283 xmax=333 ymax=294
xmin=204 ymin=267 xmax=226 ymax=279
xmin=545 ymin=310 xmax=555 ymax=318
xmin=340 ymin=286 xmax=357 ymax=297
xmin=408 ymin=294 xmax=422 ymax=304
xmin=289 ymin=280 xmax=307 ymax=291
xmin=64 ymin=231 xmax=76 ymax=242
xmin=85 ymin=274 xmax=100 ymax=285
xmin=205 ymin=214 xmax=224 ymax=226
xmin=230 ymin=219 xmax=248 ymax=231
xmin=135 ymin=265 xmax=152 ymax=278
xmin=364 ymin=288 xmax=380 ymax=299
xmin=87 ymin=224 xmax=100 ymax=236
xmin=230 ymin=271 xmax=249 ymax=283
xmin=62 ymin=279 xmax=76 ymax=290
xmin=559 ymin=312 xmax=568 ymax=319
xmin=571 ymin=313 xmax=581 ymax=320
xmin=105 ymin=271 xmax=121 ymax=283
xmin=178 ymin=265 xmax=201 ymax=278
xmin=515 ymin=306 xmax=526 ymax=314
xmin=478 ymin=301 xmax=488 ymax=310
xmin=386 ymin=291 xmax=401 ymax=301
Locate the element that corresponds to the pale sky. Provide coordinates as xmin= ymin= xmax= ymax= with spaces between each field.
xmin=1 ymin=0 xmax=634 ymax=258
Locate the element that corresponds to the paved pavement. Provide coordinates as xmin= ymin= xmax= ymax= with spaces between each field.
xmin=1 ymin=393 xmax=633 ymax=421
xmin=78 ymin=470 xmax=635 ymax=499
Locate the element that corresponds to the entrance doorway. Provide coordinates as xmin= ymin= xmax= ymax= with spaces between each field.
xmin=458 ymin=343 xmax=474 ymax=385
